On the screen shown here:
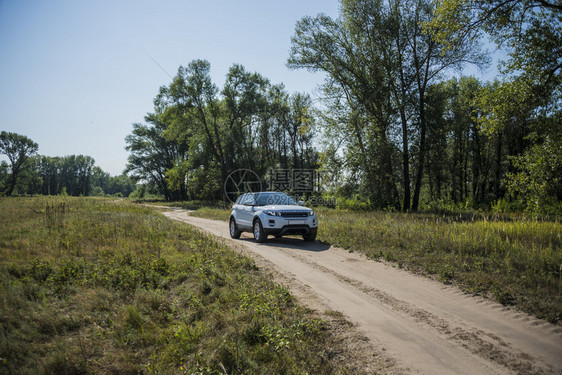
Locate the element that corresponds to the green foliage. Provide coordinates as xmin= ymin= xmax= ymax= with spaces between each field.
xmin=187 ymin=162 xmax=222 ymax=201
xmin=0 ymin=131 xmax=38 ymax=196
xmin=0 ymin=197 xmax=347 ymax=374
xmin=333 ymin=195 xmax=372 ymax=211
xmin=36 ymin=154 xmax=96 ymax=196
xmin=427 ymin=0 xmax=562 ymax=212
xmin=125 ymin=114 xmax=189 ymax=200
xmin=289 ymin=0 xmax=487 ymax=210
xmin=506 ymin=136 xmax=562 ymax=214
xmin=0 ymin=149 xmax=134 ymax=197
xmin=126 ymin=60 xmax=318 ymax=202
xmin=0 ymin=161 xmax=8 ymax=194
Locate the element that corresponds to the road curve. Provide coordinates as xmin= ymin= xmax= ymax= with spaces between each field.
xmin=162 ymin=208 xmax=562 ymax=374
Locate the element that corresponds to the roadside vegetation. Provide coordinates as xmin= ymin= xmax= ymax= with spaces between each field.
xmin=0 ymin=197 xmax=353 ymax=374
xmin=188 ymin=207 xmax=232 ymax=222
xmin=189 ymin=204 xmax=562 ymax=323
xmin=316 ymin=208 xmax=562 ymax=323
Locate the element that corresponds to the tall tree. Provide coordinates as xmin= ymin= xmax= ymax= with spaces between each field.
xmin=0 ymin=131 xmax=38 ymax=196
xmin=0 ymin=162 xmax=8 ymax=193
xmin=289 ymin=9 xmax=400 ymax=208
xmin=289 ymin=0 xmax=485 ymax=209
xmin=392 ymin=0 xmax=486 ymax=210
xmin=167 ymin=60 xmax=227 ymax=182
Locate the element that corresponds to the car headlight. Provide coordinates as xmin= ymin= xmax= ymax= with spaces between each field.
xmin=265 ymin=210 xmax=282 ymax=216
xmin=308 ymin=210 xmax=315 ymax=216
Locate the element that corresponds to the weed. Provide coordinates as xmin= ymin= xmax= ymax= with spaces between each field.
xmin=492 ymin=286 xmax=515 ymax=306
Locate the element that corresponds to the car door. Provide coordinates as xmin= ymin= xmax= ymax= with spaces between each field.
xmin=238 ymin=194 xmax=254 ymax=229
xmin=234 ymin=194 xmax=247 ymax=228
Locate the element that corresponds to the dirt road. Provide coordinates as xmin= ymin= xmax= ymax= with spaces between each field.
xmin=163 ymin=208 xmax=562 ymax=374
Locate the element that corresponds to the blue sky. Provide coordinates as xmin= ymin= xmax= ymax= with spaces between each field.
xmin=0 ymin=0 xmax=340 ymax=175
xmin=0 ymin=0 xmax=500 ymax=176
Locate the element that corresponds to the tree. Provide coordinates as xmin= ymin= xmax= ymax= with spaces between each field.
xmin=17 ymin=156 xmax=42 ymax=196
xmin=105 ymin=175 xmax=136 ymax=197
xmin=74 ymin=155 xmax=95 ymax=196
xmin=91 ymin=166 xmax=110 ymax=196
xmin=427 ymin=0 xmax=562 ymax=212
xmin=37 ymin=156 xmax=61 ymax=195
xmin=506 ymin=134 xmax=562 ymax=213
xmin=222 ymin=63 xmax=270 ymax=174
xmin=0 ymin=131 xmax=38 ymax=196
xmin=125 ymin=114 xmax=188 ymax=200
xmin=143 ymin=60 xmax=318 ymax=200
xmin=165 ymin=60 xmax=227 ymax=184
xmin=289 ymin=9 xmax=400 ymax=208
xmin=423 ymin=76 xmax=504 ymax=205
xmin=0 ymin=161 xmax=8 ymax=193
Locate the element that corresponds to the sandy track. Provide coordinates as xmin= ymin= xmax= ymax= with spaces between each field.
xmin=162 ymin=208 xmax=562 ymax=374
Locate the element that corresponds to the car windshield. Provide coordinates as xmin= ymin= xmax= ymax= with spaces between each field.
xmin=254 ymin=192 xmax=297 ymax=206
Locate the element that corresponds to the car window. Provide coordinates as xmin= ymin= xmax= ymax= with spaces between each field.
xmin=235 ymin=195 xmax=243 ymax=205
xmin=239 ymin=194 xmax=248 ymax=205
xmin=241 ymin=194 xmax=255 ymax=205
xmin=247 ymin=194 xmax=257 ymax=205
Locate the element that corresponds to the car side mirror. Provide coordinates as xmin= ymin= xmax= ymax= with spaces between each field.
xmin=244 ymin=202 xmax=254 ymax=206
xmin=298 ymin=200 xmax=304 ymax=205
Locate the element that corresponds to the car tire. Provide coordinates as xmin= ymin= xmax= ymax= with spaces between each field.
xmin=303 ymin=228 xmax=317 ymax=242
xmin=253 ymin=219 xmax=267 ymax=243
xmin=229 ymin=218 xmax=241 ymax=239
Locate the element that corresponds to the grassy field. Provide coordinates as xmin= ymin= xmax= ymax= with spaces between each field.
xmin=190 ymin=205 xmax=562 ymax=323
xmin=0 ymin=197 xmax=356 ymax=374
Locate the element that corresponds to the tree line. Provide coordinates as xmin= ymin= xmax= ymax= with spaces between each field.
xmin=125 ymin=0 xmax=560 ymax=213
xmin=0 ymin=131 xmax=135 ymax=197
xmin=6 ymin=0 xmax=557 ymax=212
xmin=288 ymin=0 xmax=561 ymax=213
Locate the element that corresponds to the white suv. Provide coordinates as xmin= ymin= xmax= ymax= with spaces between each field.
xmin=229 ymin=192 xmax=318 ymax=242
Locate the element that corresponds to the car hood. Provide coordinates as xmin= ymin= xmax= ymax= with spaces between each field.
xmin=258 ymin=205 xmax=312 ymax=211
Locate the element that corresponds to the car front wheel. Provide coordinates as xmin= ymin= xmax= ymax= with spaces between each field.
xmin=253 ymin=219 xmax=267 ymax=243
xmin=303 ymin=228 xmax=317 ymax=242
xmin=230 ymin=218 xmax=241 ymax=239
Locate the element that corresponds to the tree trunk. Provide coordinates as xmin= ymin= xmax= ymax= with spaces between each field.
xmin=6 ymin=172 xmax=17 ymax=196
xmin=400 ymin=109 xmax=411 ymax=211
xmin=495 ymin=132 xmax=503 ymax=199
xmin=412 ymin=94 xmax=426 ymax=211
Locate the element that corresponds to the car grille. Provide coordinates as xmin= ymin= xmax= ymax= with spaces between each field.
xmin=280 ymin=211 xmax=309 ymax=217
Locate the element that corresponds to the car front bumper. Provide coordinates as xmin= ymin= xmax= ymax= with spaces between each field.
xmin=262 ymin=216 xmax=318 ymax=236
xmin=264 ymin=225 xmax=317 ymax=236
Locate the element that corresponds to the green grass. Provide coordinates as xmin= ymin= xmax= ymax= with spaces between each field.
xmin=0 ymin=197 xmax=351 ymax=374
xmin=190 ymin=205 xmax=562 ymax=323
xmin=190 ymin=207 xmax=233 ymax=221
